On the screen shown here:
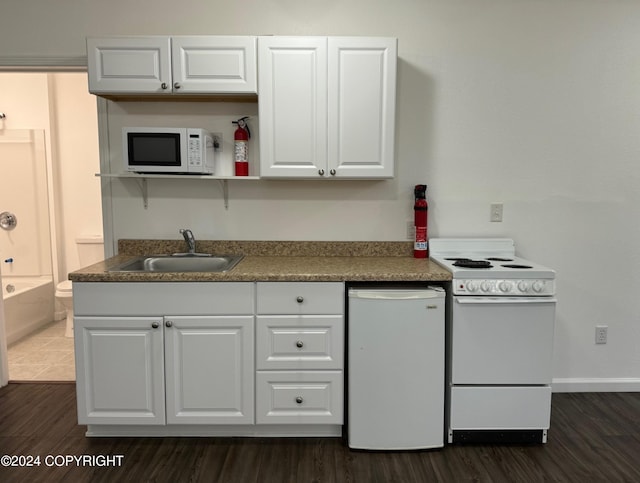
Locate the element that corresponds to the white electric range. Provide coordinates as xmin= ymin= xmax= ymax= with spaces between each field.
xmin=430 ymin=238 xmax=557 ymax=444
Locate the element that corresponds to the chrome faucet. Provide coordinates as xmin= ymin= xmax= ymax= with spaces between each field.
xmin=179 ymin=229 xmax=196 ymax=254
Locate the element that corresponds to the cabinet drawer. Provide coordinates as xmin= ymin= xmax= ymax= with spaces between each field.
xmin=256 ymin=371 xmax=343 ymax=424
xmin=256 ymin=316 xmax=343 ymax=370
xmin=256 ymin=282 xmax=344 ymax=314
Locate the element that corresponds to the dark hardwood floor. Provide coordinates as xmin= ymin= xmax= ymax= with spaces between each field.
xmin=1 ymin=383 xmax=639 ymax=482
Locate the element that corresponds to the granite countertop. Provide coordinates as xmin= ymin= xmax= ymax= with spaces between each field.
xmin=69 ymin=240 xmax=452 ymax=283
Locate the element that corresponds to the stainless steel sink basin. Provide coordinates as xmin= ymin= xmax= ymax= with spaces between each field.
xmin=109 ymin=255 xmax=243 ymax=273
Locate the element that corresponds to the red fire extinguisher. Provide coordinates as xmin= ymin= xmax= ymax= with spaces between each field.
xmin=233 ymin=116 xmax=250 ymax=176
xmin=414 ymin=184 xmax=428 ymax=258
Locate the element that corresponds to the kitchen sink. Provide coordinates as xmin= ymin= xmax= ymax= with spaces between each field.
xmin=109 ymin=255 xmax=244 ymax=273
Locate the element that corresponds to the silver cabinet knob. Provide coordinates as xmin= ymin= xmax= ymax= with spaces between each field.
xmin=161 ymin=82 xmax=168 ymax=90
xmin=296 ymin=296 xmax=304 ymax=303
xmin=318 ymin=169 xmax=325 ymax=176
xmin=330 ymin=169 xmax=336 ymax=176
xmin=151 ymin=322 xmax=159 ymax=329
xmin=173 ymin=82 xmax=181 ymax=89
xmin=165 ymin=320 xmax=173 ymax=327
xmin=295 ymin=396 xmax=304 ymax=404
xmin=295 ymin=340 xmax=304 ymax=348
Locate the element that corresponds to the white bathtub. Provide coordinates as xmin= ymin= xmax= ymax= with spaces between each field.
xmin=3 ymin=276 xmax=55 ymax=345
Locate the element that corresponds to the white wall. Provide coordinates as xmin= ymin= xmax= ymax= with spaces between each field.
xmin=49 ymin=74 xmax=103 ymax=273
xmin=2 ymin=1 xmax=639 ymax=390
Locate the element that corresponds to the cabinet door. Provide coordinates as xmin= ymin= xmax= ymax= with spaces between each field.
xmin=171 ymin=36 xmax=257 ymax=94
xmin=164 ymin=315 xmax=254 ymax=424
xmin=87 ymin=37 xmax=172 ymax=94
xmin=74 ymin=316 xmax=165 ymax=425
xmin=327 ymin=37 xmax=397 ymax=178
xmin=258 ymin=37 xmax=328 ymax=178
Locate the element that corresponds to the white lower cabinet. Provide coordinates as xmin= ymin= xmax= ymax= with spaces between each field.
xmin=75 ymin=315 xmax=254 ymax=426
xmin=75 ymin=316 xmax=166 ymax=425
xmin=164 ymin=316 xmax=254 ymax=424
xmin=73 ymin=282 xmax=255 ymax=428
xmin=73 ymin=281 xmax=345 ymax=436
xmin=255 ymin=282 xmax=345 ymax=425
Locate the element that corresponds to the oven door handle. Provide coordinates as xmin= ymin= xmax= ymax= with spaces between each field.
xmin=455 ymin=297 xmax=557 ymax=304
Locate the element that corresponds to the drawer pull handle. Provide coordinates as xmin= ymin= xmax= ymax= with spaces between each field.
xmin=295 ymin=340 xmax=304 ymax=348
xmin=165 ymin=321 xmax=173 ymax=328
xmin=296 ymin=296 xmax=304 ymax=303
xmin=295 ymin=396 xmax=304 ymax=404
xmin=151 ymin=322 xmax=159 ymax=329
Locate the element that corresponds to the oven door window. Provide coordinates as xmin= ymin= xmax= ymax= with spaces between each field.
xmin=128 ymin=133 xmax=181 ymax=167
xmin=451 ymin=297 xmax=555 ymax=385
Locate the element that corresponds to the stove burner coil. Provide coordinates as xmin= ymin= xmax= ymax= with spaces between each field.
xmin=453 ymin=260 xmax=493 ymax=269
xmin=501 ymin=264 xmax=533 ymax=269
xmin=485 ymin=257 xmax=514 ymax=262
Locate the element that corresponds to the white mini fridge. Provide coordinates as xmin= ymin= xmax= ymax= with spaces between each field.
xmin=348 ymin=286 xmax=445 ymax=450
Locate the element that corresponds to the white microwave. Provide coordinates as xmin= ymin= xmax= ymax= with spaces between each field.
xmin=123 ymin=127 xmax=215 ymax=174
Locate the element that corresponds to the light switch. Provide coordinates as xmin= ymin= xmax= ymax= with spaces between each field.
xmin=490 ymin=203 xmax=503 ymax=222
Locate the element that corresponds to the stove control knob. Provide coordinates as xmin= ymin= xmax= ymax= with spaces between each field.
xmin=466 ymin=281 xmax=478 ymax=292
xmin=532 ymin=281 xmax=545 ymax=293
xmin=517 ymin=281 xmax=530 ymax=293
xmin=499 ymin=281 xmax=512 ymax=293
xmin=480 ymin=281 xmax=492 ymax=293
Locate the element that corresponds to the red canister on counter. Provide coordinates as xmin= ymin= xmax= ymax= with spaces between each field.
xmin=414 ymin=184 xmax=428 ymax=258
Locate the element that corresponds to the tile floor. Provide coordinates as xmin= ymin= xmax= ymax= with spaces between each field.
xmin=7 ymin=320 xmax=75 ymax=381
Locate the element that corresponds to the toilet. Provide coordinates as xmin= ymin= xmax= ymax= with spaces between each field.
xmin=56 ymin=236 xmax=104 ymax=338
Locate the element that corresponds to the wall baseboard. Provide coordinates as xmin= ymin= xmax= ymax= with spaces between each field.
xmin=552 ymin=378 xmax=640 ymax=393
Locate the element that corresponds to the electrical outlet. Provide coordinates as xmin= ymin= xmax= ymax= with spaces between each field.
xmin=595 ymin=325 xmax=608 ymax=344
xmin=212 ymin=133 xmax=222 ymax=152
xmin=490 ymin=203 xmax=503 ymax=222
xmin=406 ymin=220 xmax=415 ymax=240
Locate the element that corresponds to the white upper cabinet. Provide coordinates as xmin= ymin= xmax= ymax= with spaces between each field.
xmin=327 ymin=37 xmax=397 ymax=178
xmin=257 ymin=37 xmax=328 ymax=178
xmin=87 ymin=37 xmax=171 ymax=94
xmin=259 ymin=36 xmax=397 ymax=179
xmin=87 ymin=36 xmax=257 ymax=95
xmin=171 ymin=36 xmax=257 ymax=94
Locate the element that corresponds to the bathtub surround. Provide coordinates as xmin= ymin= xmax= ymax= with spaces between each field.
xmin=3 ymin=276 xmax=54 ymax=346
xmin=0 ymin=130 xmax=52 ymax=279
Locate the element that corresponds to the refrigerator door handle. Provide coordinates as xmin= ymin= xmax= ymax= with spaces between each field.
xmin=349 ymin=288 xmax=444 ymax=300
